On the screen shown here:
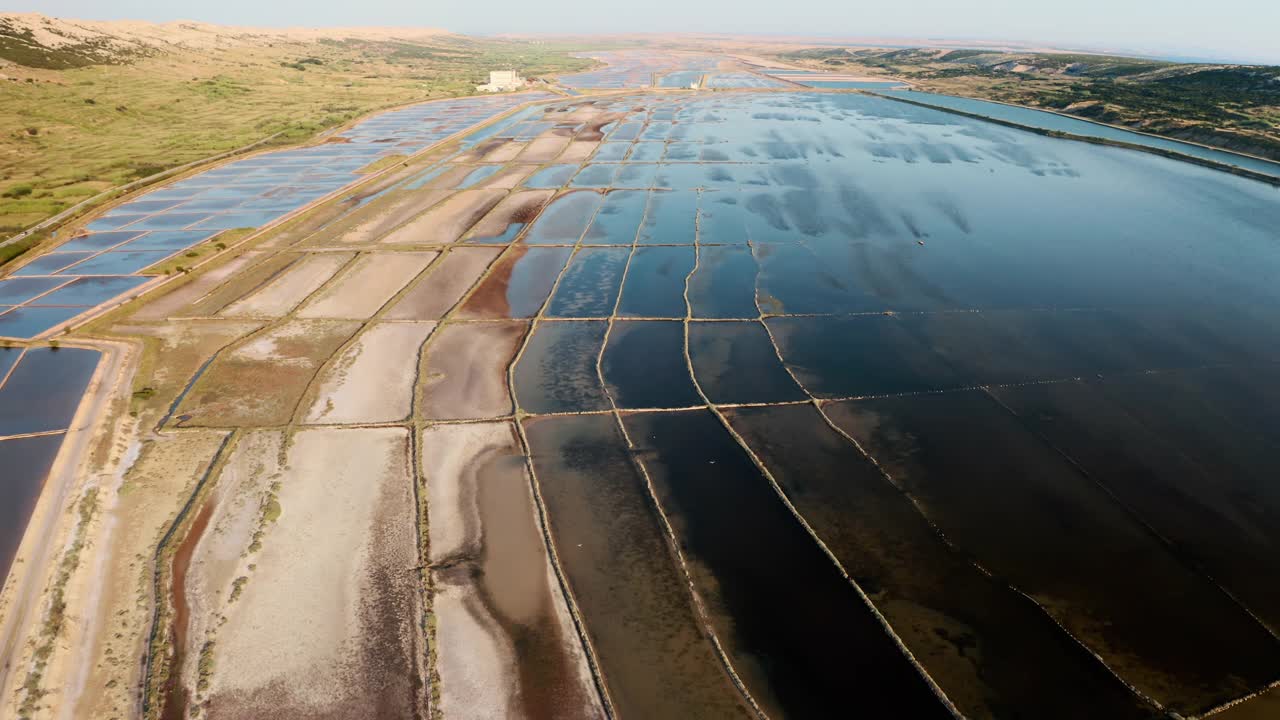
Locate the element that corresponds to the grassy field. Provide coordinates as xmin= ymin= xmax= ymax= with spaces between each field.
xmin=0 ymin=31 xmax=594 ymax=245
xmin=774 ymin=47 xmax=1280 ymax=160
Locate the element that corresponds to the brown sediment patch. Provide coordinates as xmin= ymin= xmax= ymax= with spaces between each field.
xmin=158 ymin=496 xmax=215 ymax=720
xmin=454 ymin=246 xmax=571 ymax=320
xmin=297 ymin=251 xmax=437 ymax=319
xmin=131 ymin=252 xmax=263 ymax=321
xmin=384 ymin=247 xmax=501 ymax=320
xmin=482 ymin=164 xmax=538 ymax=190
xmin=204 ymin=428 xmax=420 ymax=720
xmin=219 ymin=252 xmax=352 ymax=318
xmin=176 ymin=320 xmax=360 ymax=427
xmin=464 ymin=190 xmax=555 ymax=243
xmin=1213 ymin=685 xmax=1280 ymax=719
xmin=517 ymin=136 xmax=571 ymax=163
xmin=418 ymin=321 xmax=527 ymax=420
xmin=312 ymin=188 xmax=452 ymax=246
xmin=522 ymin=414 xmax=755 ymax=719
xmin=422 ymin=422 xmax=603 ymax=720
xmin=453 ymin=138 xmax=507 ymax=163
xmin=304 ymin=321 xmax=436 ymax=424
xmin=576 ymin=113 xmax=625 ymax=142
xmin=558 ymin=141 xmax=600 ymax=164
xmin=379 ymin=189 xmax=506 ymax=245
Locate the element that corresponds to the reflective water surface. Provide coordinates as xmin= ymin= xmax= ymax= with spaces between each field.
xmin=513 ymin=91 xmax=1280 ymax=717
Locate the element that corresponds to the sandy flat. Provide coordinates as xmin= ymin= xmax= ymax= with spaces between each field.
xmin=219 ymin=252 xmax=352 ymax=317
xmin=379 ymin=189 xmax=506 ymax=244
xmin=327 ymin=189 xmax=452 ymax=245
xmin=517 ymin=135 xmax=571 ymax=163
xmin=558 ymin=140 xmax=600 ymax=163
xmin=296 ymin=251 xmax=436 ymax=319
xmin=177 ymin=253 xmax=299 ymax=317
xmin=483 ymin=164 xmax=539 ymax=190
xmin=384 ymin=247 xmax=500 ymax=320
xmin=304 ymin=321 xmax=436 ymax=424
xmin=422 ymin=422 xmax=604 ymax=720
xmin=206 ymin=427 xmax=420 ymax=720
xmin=419 ymin=321 xmax=526 ymax=419
xmin=482 ymin=141 xmax=526 ymax=163
xmin=180 ymin=431 xmax=286 ymax=706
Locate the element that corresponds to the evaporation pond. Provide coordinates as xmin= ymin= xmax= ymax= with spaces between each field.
xmin=0 ymin=347 xmax=101 ymax=435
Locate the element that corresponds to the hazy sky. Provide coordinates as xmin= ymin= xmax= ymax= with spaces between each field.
xmin=16 ymin=0 xmax=1280 ymax=64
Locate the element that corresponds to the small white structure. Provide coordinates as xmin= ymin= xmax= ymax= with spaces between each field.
xmin=476 ymin=70 xmax=523 ymax=92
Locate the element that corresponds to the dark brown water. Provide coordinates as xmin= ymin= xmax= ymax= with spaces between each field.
xmin=601 ymin=320 xmax=701 ymax=409
xmin=825 ymin=390 xmax=1280 ymax=714
xmin=723 ymin=402 xmax=1155 ymax=719
xmin=616 ymin=246 xmax=694 ymax=318
xmin=621 ymin=409 xmax=952 ymax=717
xmin=524 ymin=414 xmax=755 ymax=719
xmin=513 ymin=321 xmax=609 ymax=414
xmin=686 ymin=321 xmax=806 ymax=404
xmin=992 ymin=373 xmax=1280 ymax=635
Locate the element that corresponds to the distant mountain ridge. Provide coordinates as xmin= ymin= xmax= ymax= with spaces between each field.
xmin=0 ymin=12 xmax=454 ymax=69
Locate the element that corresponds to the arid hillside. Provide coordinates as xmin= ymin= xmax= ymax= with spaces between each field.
xmin=777 ymin=46 xmax=1280 ymax=160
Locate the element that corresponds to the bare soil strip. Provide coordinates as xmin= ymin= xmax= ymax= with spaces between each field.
xmin=305 ymin=321 xmax=437 ymax=424
xmin=204 ymin=428 xmax=421 ymax=720
xmin=297 ymin=251 xmax=437 ymax=319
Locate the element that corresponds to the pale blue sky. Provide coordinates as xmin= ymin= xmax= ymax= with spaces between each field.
xmin=14 ymin=0 xmax=1280 ymax=64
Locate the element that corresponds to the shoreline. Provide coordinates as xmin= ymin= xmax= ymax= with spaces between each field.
xmin=870 ymin=90 xmax=1280 ymax=187
xmin=895 ymin=86 xmax=1280 ymax=170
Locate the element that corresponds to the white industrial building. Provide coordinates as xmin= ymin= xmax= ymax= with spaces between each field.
xmin=476 ymin=70 xmax=524 ymax=92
